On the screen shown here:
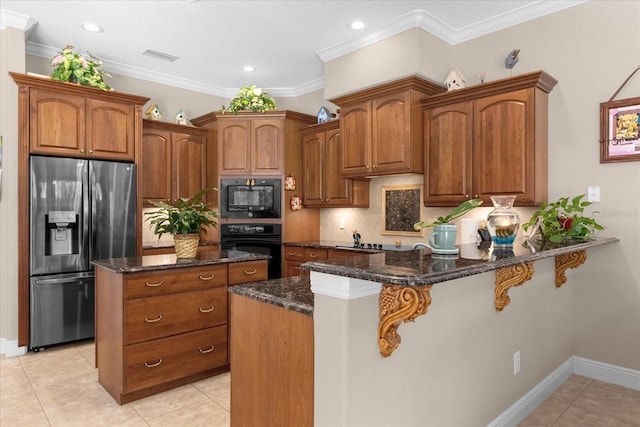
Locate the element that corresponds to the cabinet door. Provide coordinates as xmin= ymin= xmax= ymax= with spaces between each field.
xmin=424 ymin=101 xmax=473 ymax=206
xmin=251 ymin=119 xmax=283 ymax=174
xmin=173 ymin=131 xmax=206 ymax=201
xmin=302 ymin=132 xmax=324 ymax=207
xmin=219 ymin=120 xmax=251 ymax=174
xmin=473 ymin=88 xmax=534 ymax=203
xmin=372 ymin=91 xmax=414 ymax=174
xmin=140 ymin=128 xmax=172 ymax=204
xmin=86 ymin=98 xmax=136 ymax=161
xmin=324 ymin=128 xmax=353 ymax=206
xmin=340 ymin=101 xmax=371 ymax=176
xmin=29 ymin=88 xmax=85 ymax=156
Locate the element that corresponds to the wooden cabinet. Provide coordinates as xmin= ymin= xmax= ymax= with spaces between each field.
xmin=422 ymin=71 xmax=557 ymax=207
xmin=95 ymin=259 xmax=267 ymax=404
xmin=230 ymin=293 xmax=313 ymax=426
xmin=12 ymin=73 xmax=148 ymax=161
xmin=10 ymin=72 xmax=149 ymax=347
xmin=211 ymin=111 xmax=315 ymax=176
xmin=301 ymin=121 xmax=369 ymax=207
xmin=330 ymin=76 xmax=446 ymax=177
xmin=140 ymin=119 xmax=207 ymax=205
xmin=283 ymin=244 xmax=370 ymax=277
xmin=284 ymin=245 xmax=328 ymax=277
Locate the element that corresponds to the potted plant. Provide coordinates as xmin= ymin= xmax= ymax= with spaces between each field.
xmin=522 ymin=194 xmax=604 ymax=244
xmin=50 ymin=45 xmax=112 ymax=90
xmin=413 ymin=199 xmax=483 ymax=253
xmin=145 ymin=188 xmax=218 ymax=258
xmin=221 ymin=85 xmax=276 ymax=113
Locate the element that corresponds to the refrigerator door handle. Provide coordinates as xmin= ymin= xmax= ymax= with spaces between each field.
xmin=34 ymin=276 xmax=94 ymax=286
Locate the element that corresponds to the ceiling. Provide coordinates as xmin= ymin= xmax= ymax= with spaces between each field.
xmin=1 ymin=0 xmax=584 ymax=97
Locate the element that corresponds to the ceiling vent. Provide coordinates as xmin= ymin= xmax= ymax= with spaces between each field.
xmin=142 ymin=49 xmax=179 ymax=62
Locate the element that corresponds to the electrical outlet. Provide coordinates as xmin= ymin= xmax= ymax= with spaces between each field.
xmin=339 ymin=217 xmax=346 ymax=230
xmin=514 ymin=351 xmax=521 ymax=375
xmin=587 ymin=186 xmax=600 ymax=203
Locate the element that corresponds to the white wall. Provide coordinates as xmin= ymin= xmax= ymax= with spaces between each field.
xmin=0 ymin=27 xmax=25 ymax=355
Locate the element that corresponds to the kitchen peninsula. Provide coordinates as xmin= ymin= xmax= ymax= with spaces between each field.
xmin=92 ymin=250 xmax=268 ymax=404
xmin=230 ymin=237 xmax=618 ymax=426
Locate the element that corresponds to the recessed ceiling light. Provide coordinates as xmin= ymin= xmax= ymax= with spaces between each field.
xmin=81 ymin=23 xmax=103 ymax=33
xmin=350 ymin=20 xmax=365 ymax=30
xmin=242 ymin=65 xmax=255 ymax=72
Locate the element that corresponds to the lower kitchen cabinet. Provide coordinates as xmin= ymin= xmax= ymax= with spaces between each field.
xmin=95 ymin=259 xmax=267 ymax=404
xmin=283 ymin=244 xmax=371 ymax=277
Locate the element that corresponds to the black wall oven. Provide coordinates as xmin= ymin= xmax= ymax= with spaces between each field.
xmin=220 ymin=178 xmax=282 ymax=219
xmin=220 ymin=223 xmax=282 ymax=279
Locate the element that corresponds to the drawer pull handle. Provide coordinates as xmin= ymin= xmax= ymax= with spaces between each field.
xmin=145 ymin=280 xmax=163 ymax=287
xmin=144 ymin=315 xmax=163 ymax=323
xmin=199 ymin=345 xmax=215 ymax=354
xmin=199 ymin=306 xmax=214 ymax=313
xmin=199 ymin=274 xmax=215 ymax=281
xmin=144 ymin=359 xmax=163 ymax=368
xmin=244 ymin=268 xmax=257 ymax=275
xmin=310 ymin=253 xmax=319 ymax=258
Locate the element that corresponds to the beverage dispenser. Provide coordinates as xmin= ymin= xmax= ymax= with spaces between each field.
xmin=45 ymin=210 xmax=79 ymax=255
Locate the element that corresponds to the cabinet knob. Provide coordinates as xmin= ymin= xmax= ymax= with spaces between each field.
xmin=80 ymin=149 xmax=85 ymax=153
xmin=474 ymin=194 xmax=479 ymax=198
xmin=89 ymin=150 xmax=93 ymax=154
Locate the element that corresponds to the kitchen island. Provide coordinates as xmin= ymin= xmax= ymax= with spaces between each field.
xmin=230 ymin=237 xmax=619 ymax=426
xmin=92 ymin=250 xmax=269 ymax=404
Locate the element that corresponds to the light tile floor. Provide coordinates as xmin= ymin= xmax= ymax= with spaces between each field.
xmin=1 ymin=340 xmax=230 ymax=427
xmin=518 ymin=374 xmax=640 ymax=426
xmin=2 ymin=341 xmax=639 ymax=426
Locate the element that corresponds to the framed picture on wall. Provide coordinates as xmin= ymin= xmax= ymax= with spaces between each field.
xmin=381 ymin=184 xmax=423 ymax=236
xmin=600 ymin=96 xmax=640 ymax=163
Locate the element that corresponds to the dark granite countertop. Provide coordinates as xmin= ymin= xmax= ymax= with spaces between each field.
xmin=283 ymin=240 xmax=415 ymax=252
xmin=228 ymin=275 xmax=313 ymax=316
xmin=301 ymin=237 xmax=619 ymax=286
xmin=92 ymin=249 xmax=269 ymax=274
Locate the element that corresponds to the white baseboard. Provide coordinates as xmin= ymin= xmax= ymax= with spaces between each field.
xmin=0 ymin=337 xmax=27 ymax=357
xmin=488 ymin=356 xmax=640 ymax=427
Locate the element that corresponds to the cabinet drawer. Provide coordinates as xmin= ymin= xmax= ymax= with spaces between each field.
xmin=124 ymin=325 xmax=228 ymax=392
xmin=228 ymin=260 xmax=268 ymax=285
xmin=125 ymin=265 xmax=227 ymax=299
xmin=284 ymin=246 xmax=306 ymax=261
xmin=304 ymin=247 xmax=328 ymax=260
xmin=125 ymin=288 xmax=227 ymax=344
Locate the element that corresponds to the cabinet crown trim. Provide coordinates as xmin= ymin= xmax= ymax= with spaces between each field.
xmin=330 ymin=75 xmax=446 ymax=106
xmin=420 ymin=70 xmax=557 ymax=109
xmin=10 ymin=72 xmax=150 ymax=105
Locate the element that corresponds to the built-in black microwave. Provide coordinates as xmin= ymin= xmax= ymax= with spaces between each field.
xmin=220 ymin=178 xmax=282 ymax=219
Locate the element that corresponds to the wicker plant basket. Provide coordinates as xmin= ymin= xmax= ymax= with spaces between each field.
xmin=173 ymin=233 xmax=200 ymax=259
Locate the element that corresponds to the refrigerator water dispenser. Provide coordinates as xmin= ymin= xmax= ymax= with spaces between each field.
xmin=46 ymin=210 xmax=78 ymax=255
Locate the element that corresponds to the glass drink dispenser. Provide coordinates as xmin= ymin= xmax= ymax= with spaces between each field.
xmin=45 ymin=210 xmax=79 ymax=255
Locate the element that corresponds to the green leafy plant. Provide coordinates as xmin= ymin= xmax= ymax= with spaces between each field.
xmin=145 ymin=188 xmax=218 ymax=239
xmin=522 ymin=194 xmax=604 ymax=243
xmin=221 ymin=85 xmax=276 ymax=113
xmin=413 ymin=199 xmax=483 ymax=230
xmin=50 ymin=45 xmax=111 ymax=90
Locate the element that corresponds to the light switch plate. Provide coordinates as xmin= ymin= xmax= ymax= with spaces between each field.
xmin=587 ymin=186 xmax=600 ymax=203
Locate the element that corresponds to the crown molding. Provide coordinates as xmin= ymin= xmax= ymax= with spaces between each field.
xmin=25 ymin=41 xmax=324 ymax=98
xmin=317 ymin=1 xmax=586 ymax=61
xmin=0 ymin=8 xmax=36 ymax=35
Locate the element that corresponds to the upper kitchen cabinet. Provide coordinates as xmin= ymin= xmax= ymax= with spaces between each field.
xmin=301 ymin=121 xmax=369 ymax=208
xmin=422 ymin=71 xmax=557 ymax=207
xmin=140 ymin=120 xmax=207 ymax=205
xmin=330 ymin=76 xmax=446 ymax=178
xmin=213 ymin=111 xmax=316 ymax=176
xmin=10 ymin=72 xmax=149 ymax=162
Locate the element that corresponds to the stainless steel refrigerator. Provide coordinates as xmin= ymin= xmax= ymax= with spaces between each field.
xmin=29 ymin=155 xmax=136 ymax=350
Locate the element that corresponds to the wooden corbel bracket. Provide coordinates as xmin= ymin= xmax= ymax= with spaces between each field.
xmin=555 ymin=250 xmax=587 ymax=287
xmin=378 ymin=284 xmax=432 ymax=357
xmin=494 ymin=263 xmax=535 ymax=311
